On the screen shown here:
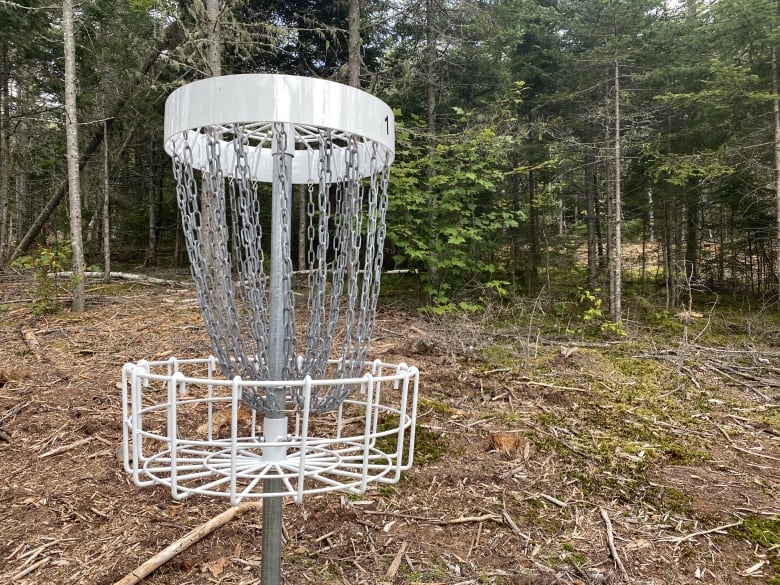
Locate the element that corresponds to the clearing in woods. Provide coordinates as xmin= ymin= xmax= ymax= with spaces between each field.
xmin=0 ymin=272 xmax=779 ymax=585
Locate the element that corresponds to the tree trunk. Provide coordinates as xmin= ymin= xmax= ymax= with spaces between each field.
xmin=664 ymin=199 xmax=674 ymax=309
xmin=510 ymin=151 xmax=522 ymax=291
xmin=0 ymin=41 xmax=9 ymax=266
xmin=297 ymin=184 xmax=306 ymax=271
xmin=528 ymin=169 xmax=539 ymax=291
xmin=426 ymin=0 xmax=436 ymax=158
xmin=685 ymin=180 xmax=700 ymax=282
xmin=647 ymin=185 xmax=655 ymax=243
xmin=145 ymin=150 xmax=158 ymax=268
xmin=206 ymin=0 xmax=221 ymax=77
xmin=102 ymin=119 xmax=111 ymax=281
xmin=425 ymin=0 xmax=439 ymax=296
xmin=15 ymin=79 xmax=29 ymax=248
xmin=585 ymin=149 xmax=598 ymax=290
xmin=772 ymin=45 xmax=780 ymax=292
xmin=63 ymin=0 xmax=85 ymax=312
xmin=201 ymin=0 xmax=227 ymax=293
xmin=609 ymin=60 xmax=622 ymax=322
xmin=348 ymin=0 xmax=361 ymax=88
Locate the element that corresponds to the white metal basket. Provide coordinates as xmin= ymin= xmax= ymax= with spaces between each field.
xmin=121 ymin=357 xmax=419 ymax=505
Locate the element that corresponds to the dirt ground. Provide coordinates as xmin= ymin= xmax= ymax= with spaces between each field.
xmin=1 ymin=272 xmax=779 ymax=585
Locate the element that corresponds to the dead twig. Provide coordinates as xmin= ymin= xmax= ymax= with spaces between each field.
xmin=600 ymin=507 xmax=629 ymax=582
xmin=521 ymin=379 xmax=590 ymax=393
xmin=113 ymin=502 xmax=263 ymax=585
xmin=0 ymin=400 xmax=32 ymax=426
xmin=663 ymin=519 xmax=743 ymax=545
xmin=540 ymin=493 xmax=567 ymax=508
xmin=730 ymin=444 xmax=780 ymax=462
xmin=384 ymin=541 xmax=407 ymax=578
xmin=38 ymin=437 xmax=91 ymax=459
xmin=362 ymin=509 xmax=501 ymax=526
xmin=10 ymin=556 xmax=51 ymax=580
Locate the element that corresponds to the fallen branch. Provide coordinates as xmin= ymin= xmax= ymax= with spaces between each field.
xmin=434 ymin=513 xmax=501 ymax=526
xmin=663 ymin=519 xmax=743 ymax=545
xmin=385 ymin=542 xmax=407 ymax=578
xmin=521 ymin=379 xmax=589 ymax=393
xmin=362 ymin=509 xmax=501 ymax=526
xmin=730 ymin=444 xmax=780 ymax=463
xmin=38 ymin=437 xmax=91 ymax=459
xmin=10 ymin=555 xmax=51 ymax=580
xmin=114 ymin=502 xmax=263 ymax=585
xmin=0 ymin=400 xmax=32 ymax=426
xmin=51 ymin=271 xmax=185 ymax=286
xmin=540 ymin=493 xmax=567 ymax=508
xmin=600 ymin=507 xmax=628 ymax=581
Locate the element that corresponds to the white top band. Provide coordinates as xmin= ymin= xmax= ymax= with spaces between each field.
xmin=164 ymin=74 xmax=395 ymax=183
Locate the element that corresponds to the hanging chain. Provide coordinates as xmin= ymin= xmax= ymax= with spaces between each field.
xmin=173 ymin=122 xmax=392 ymax=414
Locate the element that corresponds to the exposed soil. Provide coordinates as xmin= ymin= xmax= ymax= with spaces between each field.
xmin=1 ymin=273 xmax=779 ymax=585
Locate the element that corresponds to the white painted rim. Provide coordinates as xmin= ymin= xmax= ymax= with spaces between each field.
xmin=164 ymin=74 xmax=395 ymax=183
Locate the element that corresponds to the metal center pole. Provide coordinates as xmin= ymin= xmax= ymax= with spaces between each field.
xmin=262 ymin=122 xmax=294 ymax=585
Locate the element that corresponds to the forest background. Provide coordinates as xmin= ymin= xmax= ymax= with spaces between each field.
xmin=1 ymin=0 xmax=780 ymax=320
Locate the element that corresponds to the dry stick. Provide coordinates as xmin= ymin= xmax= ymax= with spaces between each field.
xmin=0 ymin=400 xmax=32 ymax=426
xmin=665 ymin=520 xmax=744 ymax=545
xmin=38 ymin=437 xmax=91 ymax=459
xmin=730 ymin=444 xmax=780 ymax=462
xmin=522 ymin=379 xmax=589 ymax=393
xmin=113 ymin=502 xmax=263 ymax=585
xmin=540 ymin=493 xmax=567 ymax=508
xmin=502 ymin=509 xmax=530 ymax=541
xmin=384 ymin=542 xmax=407 ymax=578
xmin=10 ymin=556 xmax=51 ymax=580
xmin=434 ymin=513 xmax=501 ymax=526
xmin=466 ymin=522 xmax=482 ymax=560
xmin=362 ymin=510 xmax=500 ymax=526
xmin=599 ymin=507 xmax=629 ymax=582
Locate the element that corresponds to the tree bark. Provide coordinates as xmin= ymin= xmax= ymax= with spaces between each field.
xmin=585 ymin=149 xmax=598 ymax=291
xmin=426 ymin=0 xmax=436 ymax=161
xmin=15 ymin=81 xmax=29 ymax=248
xmin=145 ymin=147 xmax=157 ymax=268
xmin=772 ymin=45 xmax=780 ymax=292
xmin=102 ymin=119 xmax=111 ymax=281
xmin=63 ymin=0 xmax=85 ymax=312
xmin=0 ymin=41 xmax=10 ymax=266
xmin=348 ymin=0 xmax=361 ymax=88
xmin=206 ymin=0 xmax=221 ymax=77
xmin=425 ymin=0 xmax=439 ymax=296
xmin=528 ymin=170 xmax=539 ymax=291
xmin=609 ymin=60 xmax=622 ymax=322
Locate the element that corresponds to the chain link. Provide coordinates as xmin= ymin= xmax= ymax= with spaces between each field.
xmin=173 ymin=122 xmax=391 ymax=414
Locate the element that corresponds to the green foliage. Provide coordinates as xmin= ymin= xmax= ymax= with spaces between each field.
xmin=568 ymin=288 xmax=626 ymax=338
xmin=388 ymin=111 xmax=525 ymax=311
xmin=375 ymin=416 xmax=445 ymax=466
xmin=734 ymin=514 xmax=780 ymax=580
xmin=12 ymin=243 xmax=71 ymax=314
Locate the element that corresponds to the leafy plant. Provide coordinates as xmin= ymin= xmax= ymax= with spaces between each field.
xmin=388 ymin=110 xmax=525 ymax=312
xmin=576 ymin=288 xmax=626 ymax=337
xmin=12 ymin=242 xmax=71 ymax=314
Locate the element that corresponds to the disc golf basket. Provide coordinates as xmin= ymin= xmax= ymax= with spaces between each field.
xmin=120 ymin=74 xmax=419 ymax=585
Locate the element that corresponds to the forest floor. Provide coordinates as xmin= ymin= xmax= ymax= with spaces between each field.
xmin=1 ymin=272 xmax=779 ymax=585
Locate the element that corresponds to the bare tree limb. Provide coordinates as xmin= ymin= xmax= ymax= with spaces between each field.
xmin=114 ymin=502 xmax=262 ymax=585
